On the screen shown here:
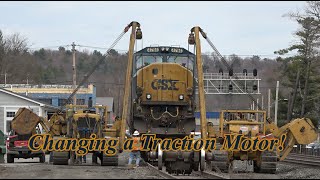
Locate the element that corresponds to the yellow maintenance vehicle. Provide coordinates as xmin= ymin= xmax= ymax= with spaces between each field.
xmin=207 ymin=110 xmax=318 ymax=173
xmin=189 ymin=26 xmax=318 ymax=174
xmin=8 ymin=103 xmax=118 ymax=166
xmin=52 ymin=103 xmax=118 ymax=166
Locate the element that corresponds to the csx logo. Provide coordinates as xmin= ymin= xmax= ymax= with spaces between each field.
xmin=151 ymin=79 xmax=179 ymax=90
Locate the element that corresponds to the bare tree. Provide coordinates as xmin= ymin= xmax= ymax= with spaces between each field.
xmin=4 ymin=32 xmax=29 ymax=54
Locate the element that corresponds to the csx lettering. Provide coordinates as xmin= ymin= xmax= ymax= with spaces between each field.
xmin=151 ymin=79 xmax=179 ymax=90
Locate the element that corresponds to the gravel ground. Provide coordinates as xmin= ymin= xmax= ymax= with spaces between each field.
xmin=0 ymin=152 xmax=162 ymax=179
xmin=214 ymin=160 xmax=320 ymax=179
xmin=1 ymin=154 xmax=319 ymax=179
xmin=277 ymin=162 xmax=320 ymax=179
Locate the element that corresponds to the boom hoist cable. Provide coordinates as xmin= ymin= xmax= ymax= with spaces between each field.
xmin=58 ymin=22 xmax=137 ymax=111
xmin=189 ymin=28 xmax=266 ymax=122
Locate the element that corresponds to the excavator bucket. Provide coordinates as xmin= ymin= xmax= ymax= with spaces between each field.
xmin=288 ymin=118 xmax=318 ymax=145
xmin=11 ymin=108 xmax=40 ymax=135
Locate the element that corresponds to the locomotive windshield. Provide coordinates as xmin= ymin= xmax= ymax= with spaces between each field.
xmin=167 ymin=56 xmax=194 ymax=70
xmin=136 ymin=55 xmax=163 ymax=69
xmin=134 ymin=46 xmax=195 ymax=74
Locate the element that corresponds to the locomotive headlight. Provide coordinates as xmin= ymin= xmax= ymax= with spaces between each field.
xmin=179 ymin=94 xmax=184 ymax=100
xmin=146 ymin=94 xmax=152 ymax=100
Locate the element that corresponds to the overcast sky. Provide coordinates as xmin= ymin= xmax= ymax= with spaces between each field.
xmin=0 ymin=1 xmax=305 ymax=57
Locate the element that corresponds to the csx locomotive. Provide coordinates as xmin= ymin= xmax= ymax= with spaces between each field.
xmin=130 ymin=46 xmax=196 ymax=138
xmin=130 ymin=46 xmax=198 ymax=174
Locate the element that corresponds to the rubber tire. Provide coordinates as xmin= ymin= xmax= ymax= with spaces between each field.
xmin=7 ymin=154 xmax=14 ymax=163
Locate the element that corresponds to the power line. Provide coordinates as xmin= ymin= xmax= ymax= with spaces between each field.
xmin=28 ymin=44 xmax=297 ymax=57
xmin=29 ymin=45 xmax=70 ymax=50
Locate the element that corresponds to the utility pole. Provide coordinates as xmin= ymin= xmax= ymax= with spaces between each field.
xmin=72 ymin=42 xmax=77 ymax=105
xmin=1 ymin=71 xmax=9 ymax=85
xmin=275 ymin=81 xmax=279 ymax=125
xmin=27 ymin=73 xmax=29 ymax=85
xmin=252 ymin=100 xmax=255 ymax=111
xmin=268 ymin=89 xmax=271 ymax=118
xmin=287 ymin=93 xmax=292 ymax=121
xmin=256 ymin=98 xmax=259 ymax=121
xmin=261 ymin=95 xmax=264 ymax=110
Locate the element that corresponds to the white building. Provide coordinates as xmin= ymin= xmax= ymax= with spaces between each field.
xmin=0 ymin=88 xmax=57 ymax=135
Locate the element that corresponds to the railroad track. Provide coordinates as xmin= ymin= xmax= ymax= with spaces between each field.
xmin=146 ymin=162 xmax=228 ymax=179
xmin=288 ymin=153 xmax=320 ymax=160
xmin=193 ymin=171 xmax=229 ymax=179
xmin=146 ymin=162 xmax=178 ymax=179
xmin=281 ymin=153 xmax=320 ymax=167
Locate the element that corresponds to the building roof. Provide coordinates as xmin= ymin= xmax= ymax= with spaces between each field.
xmin=96 ymin=97 xmax=114 ymax=112
xmin=0 ymin=84 xmax=95 ymax=94
xmin=0 ymin=88 xmax=58 ymax=110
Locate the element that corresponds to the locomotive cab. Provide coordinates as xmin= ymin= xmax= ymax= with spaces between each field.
xmin=130 ymin=46 xmax=196 ymax=138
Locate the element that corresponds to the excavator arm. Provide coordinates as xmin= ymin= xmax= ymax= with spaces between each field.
xmin=11 ymin=108 xmax=67 ymax=136
xmin=267 ymin=118 xmax=318 ymax=161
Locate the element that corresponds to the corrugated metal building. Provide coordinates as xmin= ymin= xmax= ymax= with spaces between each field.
xmin=0 ymin=84 xmax=96 ymax=107
xmin=96 ymin=97 xmax=114 ymax=123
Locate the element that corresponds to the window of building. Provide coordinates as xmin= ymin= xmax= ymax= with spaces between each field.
xmin=58 ymin=99 xmax=87 ymax=106
xmin=77 ymin=99 xmax=85 ymax=105
xmin=6 ymin=120 xmax=12 ymax=133
xmin=6 ymin=112 xmax=16 ymax=117
xmin=58 ymin=99 xmax=69 ymax=106
xmin=37 ymin=98 xmax=53 ymax=105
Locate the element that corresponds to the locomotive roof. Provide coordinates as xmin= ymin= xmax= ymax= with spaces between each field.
xmin=135 ymin=46 xmax=194 ymax=55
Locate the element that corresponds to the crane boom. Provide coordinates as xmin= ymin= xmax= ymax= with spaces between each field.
xmin=190 ymin=27 xmax=208 ymax=140
xmin=120 ymin=21 xmax=141 ymax=152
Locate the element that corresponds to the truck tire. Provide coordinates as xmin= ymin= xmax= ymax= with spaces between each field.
xmin=7 ymin=154 xmax=14 ymax=163
xmin=39 ymin=154 xmax=45 ymax=163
